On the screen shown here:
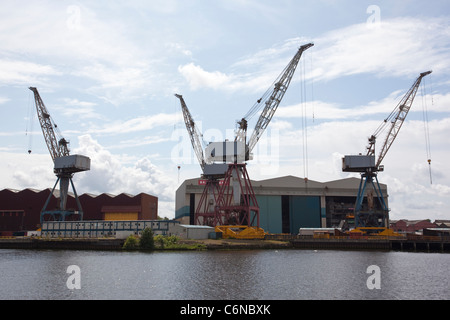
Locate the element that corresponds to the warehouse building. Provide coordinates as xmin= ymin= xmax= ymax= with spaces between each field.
xmin=175 ymin=175 xmax=388 ymax=234
xmin=0 ymin=188 xmax=158 ymax=235
xmin=41 ymin=220 xmax=179 ymax=239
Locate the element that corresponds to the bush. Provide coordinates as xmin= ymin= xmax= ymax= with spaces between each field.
xmin=123 ymin=235 xmax=139 ymax=250
xmin=140 ymin=227 xmax=155 ymax=250
xmin=154 ymin=235 xmax=179 ymax=249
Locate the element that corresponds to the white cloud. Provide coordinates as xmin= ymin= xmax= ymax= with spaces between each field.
xmin=275 ymin=90 xmax=450 ymax=122
xmin=53 ymin=98 xmax=103 ymax=120
xmin=0 ymin=152 xmax=55 ymax=190
xmin=0 ymin=2 xmax=169 ymax=103
xmin=73 ymin=135 xmax=178 ymax=218
xmin=276 ymin=100 xmax=345 ymax=120
xmin=88 ymin=112 xmax=181 ymax=136
xmin=312 ymin=17 xmax=450 ymax=81
xmin=178 ymin=63 xmax=234 ymax=91
xmin=178 ymin=17 xmax=449 ymax=93
xmin=0 ymin=59 xmax=61 ymax=86
xmin=108 ymin=135 xmax=173 ymax=150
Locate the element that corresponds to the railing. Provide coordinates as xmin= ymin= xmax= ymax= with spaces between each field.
xmin=266 ymin=233 xmax=450 ymax=242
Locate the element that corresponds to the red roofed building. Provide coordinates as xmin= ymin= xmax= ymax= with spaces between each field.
xmin=390 ymin=219 xmax=438 ymax=233
xmin=0 ymin=188 xmax=158 ymax=235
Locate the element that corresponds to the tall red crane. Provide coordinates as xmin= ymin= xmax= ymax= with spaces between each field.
xmin=176 ymin=43 xmax=314 ymax=227
xmin=29 ymin=87 xmax=90 ymax=223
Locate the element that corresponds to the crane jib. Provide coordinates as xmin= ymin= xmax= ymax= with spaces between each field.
xmin=373 ymin=71 xmax=432 ymax=168
xmin=174 ymin=43 xmax=314 ymax=170
xmin=343 ymin=70 xmax=432 ymax=173
xmin=29 ymin=87 xmax=70 ymax=161
xmin=246 ymin=43 xmax=314 ymax=156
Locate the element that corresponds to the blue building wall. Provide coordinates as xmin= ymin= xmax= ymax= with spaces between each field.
xmin=255 ymin=195 xmax=282 ymax=234
xmin=184 ymin=194 xmax=322 ymax=234
xmin=289 ymin=196 xmax=321 ymax=233
xmin=176 ymin=205 xmax=190 ymax=220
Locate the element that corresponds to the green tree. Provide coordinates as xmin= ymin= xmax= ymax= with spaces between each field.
xmin=140 ymin=227 xmax=155 ymax=250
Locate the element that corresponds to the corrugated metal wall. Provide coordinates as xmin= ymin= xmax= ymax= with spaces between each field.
xmin=256 ymin=195 xmax=282 ymax=234
xmin=289 ymin=196 xmax=321 ymax=233
xmin=104 ymin=212 xmax=139 ymax=221
xmin=255 ymin=195 xmax=320 ymax=234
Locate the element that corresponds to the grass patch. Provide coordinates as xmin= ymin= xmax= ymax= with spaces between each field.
xmin=154 ymin=235 xmax=206 ymax=251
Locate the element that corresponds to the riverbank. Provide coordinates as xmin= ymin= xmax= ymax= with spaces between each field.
xmin=1 ymin=236 xmax=449 ymax=252
xmin=178 ymin=238 xmax=292 ymax=250
xmin=0 ymin=237 xmax=292 ymax=251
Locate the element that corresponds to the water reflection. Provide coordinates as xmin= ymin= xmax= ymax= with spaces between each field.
xmin=0 ymin=249 xmax=448 ymax=300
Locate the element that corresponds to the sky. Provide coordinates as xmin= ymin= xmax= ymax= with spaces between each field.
xmin=0 ymin=0 xmax=449 ymax=221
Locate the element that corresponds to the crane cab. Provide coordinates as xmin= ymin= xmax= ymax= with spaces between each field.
xmin=342 ymin=155 xmax=377 ymax=173
xmin=54 ymin=154 xmax=91 ymax=174
xmin=205 ymin=141 xmax=246 ymax=164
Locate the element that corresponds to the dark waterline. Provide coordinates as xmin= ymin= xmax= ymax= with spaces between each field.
xmin=0 ymin=249 xmax=448 ymax=300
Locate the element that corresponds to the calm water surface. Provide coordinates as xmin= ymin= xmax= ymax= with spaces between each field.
xmin=0 ymin=249 xmax=448 ymax=300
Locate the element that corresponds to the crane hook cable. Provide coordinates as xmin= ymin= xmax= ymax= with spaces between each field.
xmin=421 ymin=77 xmax=433 ymax=184
xmin=26 ymin=89 xmax=34 ymax=154
xmin=301 ymin=54 xmax=309 ymax=179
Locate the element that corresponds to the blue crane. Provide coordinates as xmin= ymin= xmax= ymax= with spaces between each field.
xmin=342 ymin=71 xmax=432 ymax=229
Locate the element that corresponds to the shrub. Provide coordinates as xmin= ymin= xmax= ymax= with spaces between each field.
xmin=123 ymin=235 xmax=139 ymax=250
xmin=154 ymin=234 xmax=180 ymax=249
xmin=154 ymin=234 xmax=165 ymax=248
xmin=140 ymin=227 xmax=155 ymax=250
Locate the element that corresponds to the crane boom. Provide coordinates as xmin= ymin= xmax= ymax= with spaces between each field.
xmin=29 ymin=87 xmax=69 ymax=161
xmin=238 ymin=43 xmax=314 ymax=158
xmin=175 ymin=94 xmax=207 ymax=170
xmin=367 ymin=71 xmax=432 ymax=169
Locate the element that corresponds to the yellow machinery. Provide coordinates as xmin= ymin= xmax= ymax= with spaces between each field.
xmin=349 ymin=227 xmax=402 ymax=237
xmin=215 ymin=225 xmax=266 ymax=239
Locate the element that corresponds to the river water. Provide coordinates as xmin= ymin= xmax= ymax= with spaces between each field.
xmin=0 ymin=249 xmax=448 ymax=300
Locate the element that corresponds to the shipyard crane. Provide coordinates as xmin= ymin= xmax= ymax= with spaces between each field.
xmin=175 ymin=94 xmax=228 ymax=226
xmin=342 ymin=71 xmax=432 ymax=229
xmin=29 ymin=87 xmax=91 ymax=223
xmin=175 ymin=42 xmax=314 ymax=227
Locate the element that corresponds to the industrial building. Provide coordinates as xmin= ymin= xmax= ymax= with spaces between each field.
xmin=41 ymin=220 xmax=179 ymax=239
xmin=0 ymin=188 xmax=158 ymax=235
xmin=39 ymin=220 xmax=216 ymax=240
xmin=175 ymin=175 xmax=388 ymax=234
